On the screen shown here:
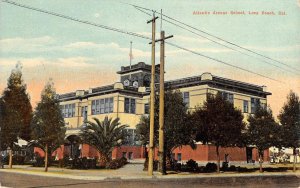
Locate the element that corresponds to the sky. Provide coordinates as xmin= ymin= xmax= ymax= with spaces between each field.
xmin=0 ymin=0 xmax=299 ymax=117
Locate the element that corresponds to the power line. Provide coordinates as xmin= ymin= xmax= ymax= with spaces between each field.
xmin=1 ymin=0 xmax=285 ymax=84
xmin=133 ymin=6 xmax=300 ymax=76
xmin=1 ymin=0 xmax=150 ymax=40
xmin=166 ymin=42 xmax=284 ymax=83
xmin=127 ymin=3 xmax=300 ymax=73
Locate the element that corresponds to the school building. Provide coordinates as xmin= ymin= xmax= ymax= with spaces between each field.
xmin=52 ymin=62 xmax=271 ymax=163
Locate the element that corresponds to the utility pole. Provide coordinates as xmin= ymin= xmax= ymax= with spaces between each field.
xmin=157 ymin=30 xmax=173 ymax=175
xmin=147 ymin=12 xmax=158 ymax=176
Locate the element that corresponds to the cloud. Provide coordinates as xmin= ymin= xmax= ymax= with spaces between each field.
xmin=94 ymin=13 xmax=100 ymax=18
xmin=64 ymin=42 xmax=120 ymax=49
xmin=0 ymin=36 xmax=55 ymax=53
xmin=0 ymin=57 xmax=94 ymax=69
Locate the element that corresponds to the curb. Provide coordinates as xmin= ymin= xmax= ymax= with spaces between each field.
xmin=1 ymin=168 xmax=300 ymax=181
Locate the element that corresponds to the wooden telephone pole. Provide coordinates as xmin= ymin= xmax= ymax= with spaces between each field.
xmin=147 ymin=13 xmax=158 ymax=176
xmin=147 ymin=11 xmax=173 ymax=176
xmin=158 ymin=31 xmax=173 ymax=175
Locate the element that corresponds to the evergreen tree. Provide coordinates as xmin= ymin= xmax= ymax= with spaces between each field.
xmin=193 ymin=93 xmax=245 ymax=173
xmin=278 ymin=91 xmax=300 ymax=172
xmin=0 ymin=98 xmax=4 ymax=150
xmin=136 ymin=90 xmax=196 ymax=170
xmin=31 ymin=80 xmax=66 ymax=172
xmin=1 ymin=63 xmax=33 ymax=168
xmin=247 ymin=105 xmax=280 ymax=173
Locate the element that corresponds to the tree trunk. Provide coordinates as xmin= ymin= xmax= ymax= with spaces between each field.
xmin=9 ymin=149 xmax=13 ymax=169
xmin=259 ymin=152 xmax=263 ymax=173
xmin=99 ymin=153 xmax=109 ymax=167
xmin=45 ymin=144 xmax=48 ymax=172
xmin=293 ymin=148 xmax=296 ymax=172
xmin=216 ymin=145 xmax=220 ymax=173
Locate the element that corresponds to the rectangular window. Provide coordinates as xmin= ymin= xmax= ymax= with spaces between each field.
xmin=222 ymin=92 xmax=234 ymax=104
xmin=228 ymin=93 xmax=234 ymax=104
xmin=92 ymin=101 xmax=96 ymax=115
xmin=122 ymin=152 xmax=127 ymax=158
xmin=72 ymin=104 xmax=75 ymax=117
xmin=109 ymin=98 xmax=114 ymax=113
xmin=100 ymin=99 xmax=105 ymax=114
xmin=130 ymin=98 xmax=136 ymax=114
xmin=251 ymin=98 xmax=255 ymax=113
xmin=124 ymin=129 xmax=136 ymax=146
xmin=60 ymin=105 xmax=64 ymax=117
xmin=144 ymin=103 xmax=149 ymax=114
xmin=128 ymin=152 xmax=133 ymax=160
xmin=222 ymin=92 xmax=228 ymax=100
xmin=68 ymin=104 xmax=72 ymax=117
xmin=65 ymin=104 xmax=69 ymax=118
xmin=91 ymin=98 xmax=113 ymax=114
xmin=251 ymin=98 xmax=260 ymax=113
xmin=125 ymin=98 xmax=136 ymax=114
xmin=96 ymin=100 xmax=100 ymax=114
xmin=105 ymin=98 xmax=109 ymax=113
xmin=243 ymin=100 xmax=249 ymax=113
xmin=62 ymin=104 xmax=76 ymax=118
xmin=125 ymin=98 xmax=130 ymax=113
xmin=183 ymin=92 xmax=190 ymax=108
xmin=177 ymin=153 xmax=182 ymax=161
xmin=64 ymin=105 xmax=67 ymax=117
xmin=81 ymin=106 xmax=88 ymax=121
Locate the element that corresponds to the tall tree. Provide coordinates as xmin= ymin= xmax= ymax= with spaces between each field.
xmin=1 ymin=63 xmax=33 ymax=168
xmin=0 ymin=98 xmax=4 ymax=151
xmin=247 ymin=105 xmax=280 ymax=173
xmin=193 ymin=93 xmax=245 ymax=173
xmin=31 ymin=80 xmax=66 ymax=172
xmin=80 ymin=116 xmax=128 ymax=167
xmin=136 ymin=90 xmax=196 ymax=170
xmin=278 ymin=91 xmax=300 ymax=172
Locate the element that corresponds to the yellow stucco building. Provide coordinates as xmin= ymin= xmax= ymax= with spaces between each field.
xmin=58 ymin=62 xmax=271 ymax=162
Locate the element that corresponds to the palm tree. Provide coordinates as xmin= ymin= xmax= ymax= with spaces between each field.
xmin=80 ymin=116 xmax=128 ymax=167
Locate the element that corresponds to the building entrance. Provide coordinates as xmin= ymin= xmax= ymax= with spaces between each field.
xmin=246 ymin=147 xmax=253 ymax=163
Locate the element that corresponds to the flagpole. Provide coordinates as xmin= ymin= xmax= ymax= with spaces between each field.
xmin=129 ymin=41 xmax=132 ymax=80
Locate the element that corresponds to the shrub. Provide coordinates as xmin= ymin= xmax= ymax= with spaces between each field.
xmin=13 ymin=155 xmax=25 ymax=165
xmin=69 ymin=157 xmax=97 ymax=169
xmin=174 ymin=163 xmax=181 ymax=171
xmin=33 ymin=155 xmax=45 ymax=167
xmin=198 ymin=166 xmax=205 ymax=173
xmin=166 ymin=158 xmax=178 ymax=171
xmin=204 ymin=162 xmax=217 ymax=172
xmin=221 ymin=162 xmax=229 ymax=171
xmin=2 ymin=155 xmax=25 ymax=165
xmin=2 ymin=155 xmax=9 ymax=165
xmin=228 ymin=165 xmax=237 ymax=171
xmin=106 ymin=157 xmax=128 ymax=169
xmin=186 ymin=159 xmax=198 ymax=172
xmin=61 ymin=155 xmax=71 ymax=168
xmin=143 ymin=158 xmax=158 ymax=171
xmin=236 ymin=166 xmax=253 ymax=172
xmin=24 ymin=155 xmax=34 ymax=165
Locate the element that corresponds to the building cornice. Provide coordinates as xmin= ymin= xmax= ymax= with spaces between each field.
xmin=58 ymin=72 xmax=271 ymax=102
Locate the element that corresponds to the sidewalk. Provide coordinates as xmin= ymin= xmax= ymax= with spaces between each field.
xmin=0 ymin=161 xmax=299 ymax=181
